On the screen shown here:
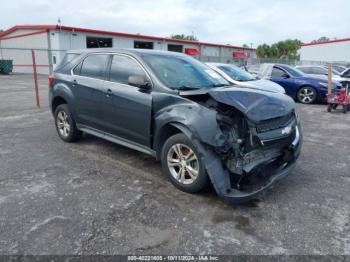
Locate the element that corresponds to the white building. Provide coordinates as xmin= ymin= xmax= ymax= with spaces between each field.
xmin=0 ymin=25 xmax=256 ymax=74
xmin=300 ymin=38 xmax=350 ymax=63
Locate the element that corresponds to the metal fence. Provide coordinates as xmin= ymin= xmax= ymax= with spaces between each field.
xmin=248 ymin=57 xmax=350 ymax=67
xmin=0 ymin=47 xmax=252 ymax=74
xmin=0 ymin=47 xmax=68 ymax=75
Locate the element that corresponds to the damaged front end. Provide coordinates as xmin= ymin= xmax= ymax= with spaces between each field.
xmin=179 ymin=87 xmax=302 ymax=203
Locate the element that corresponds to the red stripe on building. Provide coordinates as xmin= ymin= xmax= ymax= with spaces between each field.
xmin=301 ymin=38 xmax=350 ymax=47
xmin=0 ymin=25 xmax=256 ymax=51
xmin=13 ymin=64 xmax=50 ymax=67
xmin=0 ymin=29 xmax=48 ymax=40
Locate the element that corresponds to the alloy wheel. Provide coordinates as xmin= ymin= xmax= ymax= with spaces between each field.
xmin=56 ymin=111 xmax=70 ymax=137
xmin=298 ymin=87 xmax=315 ymax=104
xmin=167 ymin=143 xmax=199 ymax=185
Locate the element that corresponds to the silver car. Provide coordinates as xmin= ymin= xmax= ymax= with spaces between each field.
xmin=206 ymin=62 xmax=286 ymax=94
xmin=296 ymin=65 xmax=348 ymax=86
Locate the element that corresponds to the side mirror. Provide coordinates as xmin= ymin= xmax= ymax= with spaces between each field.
xmin=128 ymin=75 xmax=151 ymax=89
xmin=282 ymin=74 xmax=290 ymax=79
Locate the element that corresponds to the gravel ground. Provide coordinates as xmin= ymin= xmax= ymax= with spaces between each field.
xmin=0 ymin=73 xmax=349 ymax=255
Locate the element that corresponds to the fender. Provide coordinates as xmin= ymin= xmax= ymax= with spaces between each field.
xmin=157 ymin=121 xmax=231 ymax=198
xmin=153 ymin=102 xmax=227 ymax=150
xmin=50 ymin=80 xmax=76 ymax=115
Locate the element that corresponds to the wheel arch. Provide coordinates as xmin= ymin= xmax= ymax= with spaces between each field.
xmin=51 ymin=96 xmax=68 ymax=114
xmin=153 ymin=122 xmax=192 ymax=160
xmin=50 ymin=82 xmax=75 ymax=114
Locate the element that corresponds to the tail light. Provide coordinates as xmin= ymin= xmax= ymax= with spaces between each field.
xmin=48 ymin=75 xmax=54 ymax=88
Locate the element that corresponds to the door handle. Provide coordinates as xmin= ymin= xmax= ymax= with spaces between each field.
xmin=106 ymin=88 xmax=112 ymax=97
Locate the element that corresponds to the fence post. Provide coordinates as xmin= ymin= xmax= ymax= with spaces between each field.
xmin=327 ymin=64 xmax=332 ymax=96
xmin=31 ymin=49 xmax=40 ymax=109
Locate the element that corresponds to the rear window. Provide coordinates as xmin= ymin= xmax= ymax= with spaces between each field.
xmin=55 ymin=53 xmax=80 ymax=73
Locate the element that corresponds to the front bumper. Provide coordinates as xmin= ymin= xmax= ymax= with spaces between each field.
xmin=222 ymin=124 xmax=302 ymax=204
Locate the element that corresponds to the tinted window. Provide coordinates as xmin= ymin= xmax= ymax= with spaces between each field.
xmin=55 ymin=53 xmax=81 ymax=74
xmin=168 ymin=44 xmax=183 ymax=53
xmin=343 ymin=69 xmax=350 ymax=77
xmin=134 ymin=41 xmax=153 ymax=49
xmin=280 ymin=65 xmax=305 ymax=77
xmin=311 ymin=67 xmax=327 ymax=75
xmin=271 ymin=67 xmax=287 ymax=77
xmin=298 ymin=67 xmax=312 ymax=74
xmin=79 ymin=54 xmax=109 ymax=80
xmin=86 ymin=37 xmax=112 ymax=48
xmin=109 ymin=55 xmax=146 ymax=85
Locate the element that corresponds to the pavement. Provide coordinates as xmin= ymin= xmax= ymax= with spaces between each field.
xmin=0 ymin=73 xmax=349 ymax=255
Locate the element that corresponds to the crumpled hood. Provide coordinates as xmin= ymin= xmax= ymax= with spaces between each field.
xmin=180 ymin=87 xmax=295 ymax=122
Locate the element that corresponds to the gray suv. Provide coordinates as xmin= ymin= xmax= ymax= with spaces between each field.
xmin=49 ymin=49 xmax=302 ymax=203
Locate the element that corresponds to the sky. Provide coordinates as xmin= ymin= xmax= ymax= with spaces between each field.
xmin=1 ymin=0 xmax=349 ymax=47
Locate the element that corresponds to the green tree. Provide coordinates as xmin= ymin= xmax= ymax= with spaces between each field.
xmin=170 ymin=34 xmax=198 ymax=41
xmin=312 ymin=36 xmax=330 ymax=43
xmin=256 ymin=39 xmax=301 ymax=60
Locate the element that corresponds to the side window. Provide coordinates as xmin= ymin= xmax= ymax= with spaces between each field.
xmin=271 ymin=67 xmax=287 ymax=77
xmin=109 ymin=55 xmax=147 ymax=85
xmin=299 ymin=67 xmax=311 ymax=74
xmin=79 ymin=54 xmax=109 ymax=80
xmin=312 ymin=67 xmax=326 ymax=75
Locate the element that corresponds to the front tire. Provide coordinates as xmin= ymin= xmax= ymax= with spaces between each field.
xmin=161 ymin=133 xmax=209 ymax=193
xmin=54 ymin=104 xmax=82 ymax=142
xmin=297 ymin=86 xmax=317 ymax=104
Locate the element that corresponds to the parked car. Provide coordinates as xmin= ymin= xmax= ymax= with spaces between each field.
xmin=339 ymin=67 xmax=350 ymax=80
xmin=332 ymin=65 xmax=348 ymax=74
xmin=259 ymin=63 xmax=342 ymax=104
xmin=206 ymin=62 xmax=285 ymax=94
xmin=49 ymin=49 xmax=302 ymax=203
xmin=296 ymin=65 xmax=349 ymax=86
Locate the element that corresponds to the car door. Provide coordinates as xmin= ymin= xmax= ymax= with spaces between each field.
xmin=100 ymin=54 xmax=152 ymax=147
xmin=270 ymin=67 xmax=296 ymax=97
xmin=71 ymin=54 xmax=110 ymax=130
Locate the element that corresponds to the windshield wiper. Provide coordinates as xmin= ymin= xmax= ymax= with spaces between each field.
xmin=174 ymin=86 xmax=201 ymax=90
xmin=211 ymin=84 xmax=230 ymax=87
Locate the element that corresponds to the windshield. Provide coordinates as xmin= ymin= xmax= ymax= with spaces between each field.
xmin=331 ymin=68 xmax=341 ymax=76
xmin=281 ymin=65 xmax=305 ymax=77
xmin=217 ymin=64 xmax=256 ymax=81
xmin=142 ymin=54 xmax=229 ymax=90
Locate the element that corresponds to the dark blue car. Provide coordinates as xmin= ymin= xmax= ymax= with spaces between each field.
xmin=261 ymin=64 xmax=341 ymax=104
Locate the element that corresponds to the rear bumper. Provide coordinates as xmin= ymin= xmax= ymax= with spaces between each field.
xmin=222 ymin=124 xmax=302 ymax=204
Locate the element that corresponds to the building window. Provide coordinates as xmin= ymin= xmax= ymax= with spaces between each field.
xmin=168 ymin=44 xmax=183 ymax=53
xmin=86 ymin=36 xmax=112 ymax=48
xmin=134 ymin=41 xmax=154 ymax=49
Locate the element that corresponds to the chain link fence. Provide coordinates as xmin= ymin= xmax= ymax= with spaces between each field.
xmin=1 ymin=46 xmax=349 ymax=76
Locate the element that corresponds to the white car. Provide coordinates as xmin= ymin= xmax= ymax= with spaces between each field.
xmin=296 ymin=65 xmax=349 ymax=86
xmin=206 ymin=63 xmax=286 ymax=94
xmin=332 ymin=65 xmax=348 ymax=74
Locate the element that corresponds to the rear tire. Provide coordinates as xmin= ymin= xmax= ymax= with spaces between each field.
xmin=297 ymin=86 xmax=317 ymax=104
xmin=54 ymin=104 xmax=82 ymax=142
xmin=327 ymin=104 xmax=332 ymax=112
xmin=161 ymin=133 xmax=209 ymax=193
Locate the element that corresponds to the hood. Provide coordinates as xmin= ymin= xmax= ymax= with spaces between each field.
xmin=180 ymin=87 xmax=295 ymax=122
xmin=238 ymin=79 xmax=285 ymax=94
